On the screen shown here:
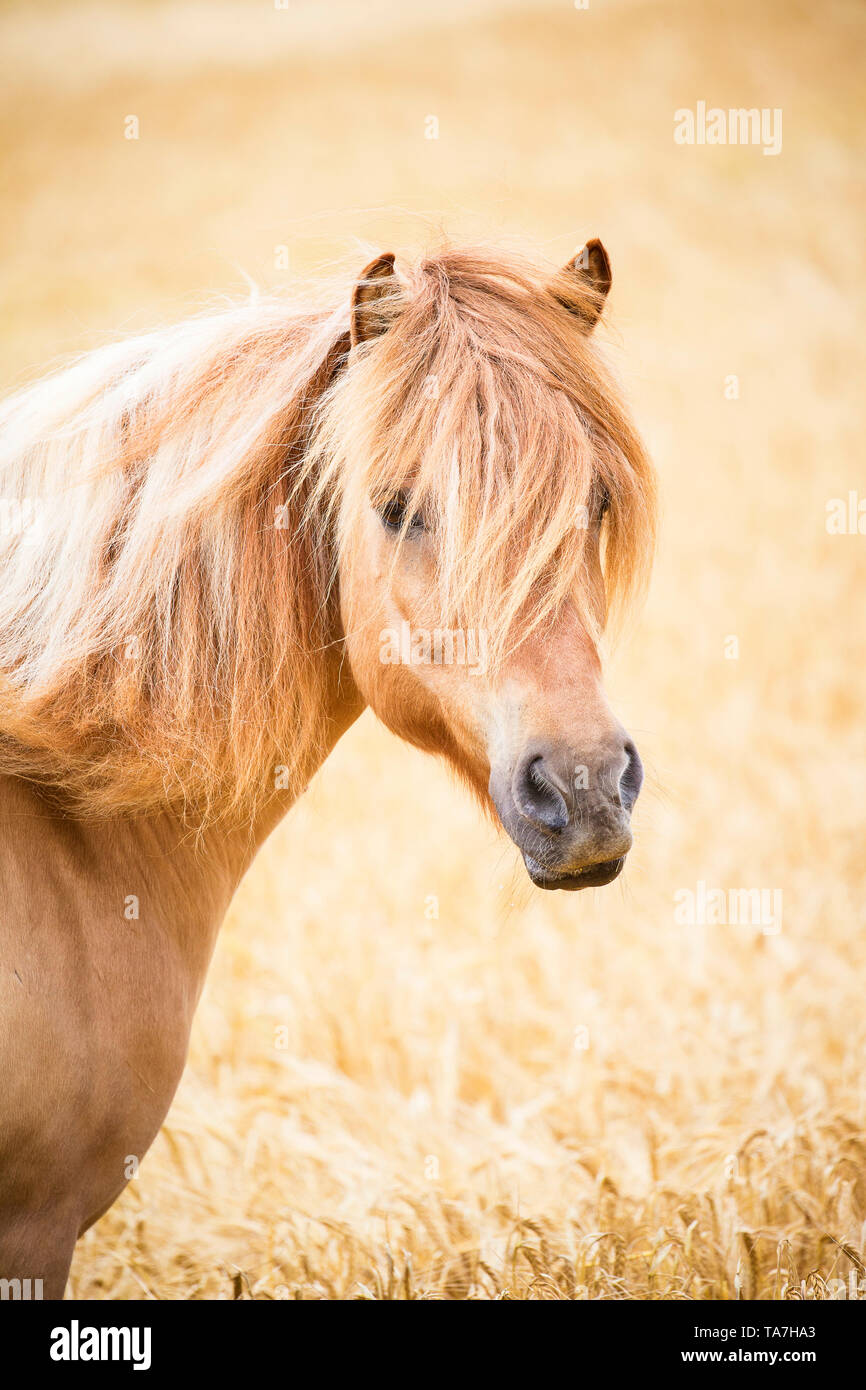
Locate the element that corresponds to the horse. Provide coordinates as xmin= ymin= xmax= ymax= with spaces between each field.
xmin=0 ymin=239 xmax=656 ymax=1296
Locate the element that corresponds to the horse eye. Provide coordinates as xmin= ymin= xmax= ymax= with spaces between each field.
xmin=598 ymin=486 xmax=611 ymax=518
xmin=378 ymin=491 xmax=423 ymax=533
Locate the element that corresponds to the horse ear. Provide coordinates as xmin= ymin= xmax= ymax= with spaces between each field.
xmin=554 ymin=238 xmax=612 ymax=331
xmin=350 ymin=253 xmax=402 ymax=347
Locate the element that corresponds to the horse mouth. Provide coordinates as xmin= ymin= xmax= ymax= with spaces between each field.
xmin=523 ymin=854 xmax=626 ymax=891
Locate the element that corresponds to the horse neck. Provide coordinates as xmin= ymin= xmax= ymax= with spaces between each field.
xmin=62 ymin=667 xmax=364 ymax=999
xmin=241 ymin=665 xmax=365 ymax=854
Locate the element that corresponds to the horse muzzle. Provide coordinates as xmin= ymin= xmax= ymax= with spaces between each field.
xmin=489 ymin=737 xmax=643 ymax=892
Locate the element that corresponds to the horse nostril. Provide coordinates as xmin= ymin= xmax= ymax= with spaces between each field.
xmin=514 ymin=753 xmax=570 ymax=833
xmin=619 ymin=740 xmax=643 ymax=810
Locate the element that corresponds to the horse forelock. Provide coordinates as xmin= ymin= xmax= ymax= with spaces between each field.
xmin=304 ymin=245 xmax=657 ymax=668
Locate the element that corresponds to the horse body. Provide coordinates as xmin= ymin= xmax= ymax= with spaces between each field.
xmin=0 ymin=690 xmax=361 ymax=1296
xmin=0 ymin=241 xmax=655 ymax=1294
xmin=0 ymin=788 xmax=223 ymax=1291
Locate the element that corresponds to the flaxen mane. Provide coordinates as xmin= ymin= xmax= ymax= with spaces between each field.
xmin=0 ymin=246 xmax=655 ymax=824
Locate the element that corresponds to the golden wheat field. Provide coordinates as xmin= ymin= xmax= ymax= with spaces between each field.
xmin=2 ymin=0 xmax=865 ymax=1301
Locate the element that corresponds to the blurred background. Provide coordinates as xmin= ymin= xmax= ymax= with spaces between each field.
xmin=2 ymin=0 xmax=865 ymax=1298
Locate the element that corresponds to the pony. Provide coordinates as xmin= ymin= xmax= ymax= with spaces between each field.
xmin=0 ymin=239 xmax=656 ymax=1295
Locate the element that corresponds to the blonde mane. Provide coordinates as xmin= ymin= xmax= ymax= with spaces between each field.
xmin=0 ymin=246 xmax=656 ymax=824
